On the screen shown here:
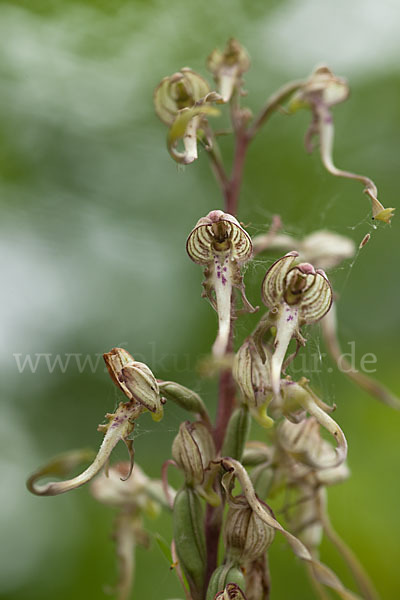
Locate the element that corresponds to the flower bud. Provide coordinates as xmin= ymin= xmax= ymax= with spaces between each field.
xmin=172 ymin=421 xmax=215 ymax=487
xmin=207 ymin=38 xmax=250 ymax=103
xmin=215 ymin=583 xmax=248 ymax=600
xmin=187 ymin=210 xmax=255 ymax=357
xmin=233 ymin=338 xmax=273 ymax=428
xmin=224 ymin=496 xmax=275 ymax=563
xmin=103 ymin=348 xmax=164 ymax=421
xmin=221 ymin=406 xmax=251 ymax=462
xmin=158 ymin=380 xmax=210 ymax=423
xmin=261 ymin=253 xmax=332 ymax=399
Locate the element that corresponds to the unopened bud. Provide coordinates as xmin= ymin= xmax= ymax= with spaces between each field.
xmin=172 ymin=421 xmax=215 ymax=487
xmin=104 ymin=348 xmax=164 ymax=421
xmin=158 ymin=380 xmax=209 ymax=423
xmin=224 ymin=496 xmax=275 ymax=563
xmin=233 ymin=339 xmax=273 ymax=428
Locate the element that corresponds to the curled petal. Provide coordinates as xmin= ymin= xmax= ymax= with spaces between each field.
xmin=154 ymin=68 xmax=211 ymax=126
xmin=291 ymin=267 xmax=333 ymax=324
xmin=261 ymin=251 xmax=299 ymax=309
xmin=186 ymin=210 xmax=252 ymax=265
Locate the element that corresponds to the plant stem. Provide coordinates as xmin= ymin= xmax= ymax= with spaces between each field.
xmin=247 ymin=79 xmax=304 ymax=140
xmin=225 ymin=129 xmax=249 ymax=216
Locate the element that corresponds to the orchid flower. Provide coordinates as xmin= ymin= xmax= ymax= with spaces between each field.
xmin=27 ymin=348 xmax=164 ymax=496
xmin=207 ymin=38 xmax=250 ymax=104
xmin=260 ymin=251 xmax=332 ymax=399
xmin=154 ymin=68 xmax=220 ymax=164
xmin=186 ymin=210 xmax=256 ymax=357
xmin=289 ymin=65 xmax=394 ymax=223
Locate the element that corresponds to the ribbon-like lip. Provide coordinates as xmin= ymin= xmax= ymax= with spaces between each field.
xmin=186 ymin=210 xmax=252 ymax=265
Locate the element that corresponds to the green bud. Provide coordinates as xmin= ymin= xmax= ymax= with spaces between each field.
xmin=241 ymin=442 xmax=272 ymax=467
xmin=250 ymin=466 xmax=274 ymax=500
xmin=158 ymin=381 xmax=209 ymax=422
xmin=221 ymin=406 xmax=251 ymax=461
xmin=224 ymin=497 xmax=275 ymax=563
xmin=172 ymin=421 xmax=215 ymax=487
xmin=173 ymin=486 xmax=206 ymax=600
xmin=233 ymin=339 xmax=273 ymax=428
xmin=206 ymin=565 xmax=245 ymax=600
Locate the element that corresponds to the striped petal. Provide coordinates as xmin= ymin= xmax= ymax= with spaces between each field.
xmin=297 ymin=268 xmax=332 ymax=323
xmin=261 ymin=251 xmax=299 ymax=308
xmin=186 ymin=210 xmax=252 ymax=265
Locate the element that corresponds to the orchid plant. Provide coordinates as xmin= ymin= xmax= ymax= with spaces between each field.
xmin=27 ymin=40 xmax=397 ymax=600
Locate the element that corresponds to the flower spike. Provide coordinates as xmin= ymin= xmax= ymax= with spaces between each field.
xmin=187 ymin=210 xmax=256 ymax=357
xmin=261 ymin=252 xmax=332 ymax=399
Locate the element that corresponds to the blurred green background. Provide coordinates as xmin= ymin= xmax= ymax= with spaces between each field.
xmin=1 ymin=0 xmax=399 ymax=598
